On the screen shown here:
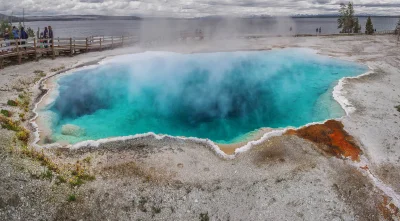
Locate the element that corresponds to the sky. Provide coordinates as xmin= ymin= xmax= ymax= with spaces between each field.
xmin=1 ymin=0 xmax=400 ymax=17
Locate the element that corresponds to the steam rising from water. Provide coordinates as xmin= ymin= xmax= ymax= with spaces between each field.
xmin=41 ymin=49 xmax=367 ymax=144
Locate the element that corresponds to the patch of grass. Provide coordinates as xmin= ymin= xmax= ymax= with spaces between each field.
xmin=34 ymin=70 xmax=46 ymax=77
xmin=0 ymin=114 xmax=29 ymax=144
xmin=21 ymin=147 xmax=60 ymax=173
xmin=7 ymin=100 xmax=18 ymax=106
xmin=50 ymin=66 xmax=65 ymax=72
xmin=396 ymin=105 xmax=400 ymax=112
xmin=0 ymin=116 xmax=20 ymax=131
xmin=68 ymin=162 xmax=95 ymax=187
xmin=138 ymin=197 xmax=148 ymax=212
xmin=16 ymin=129 xmax=30 ymax=144
xmin=69 ymin=176 xmax=84 ymax=187
xmin=33 ymin=70 xmax=47 ymax=84
xmin=67 ymin=194 xmax=76 ymax=202
xmin=151 ymin=206 xmax=161 ymax=217
xmin=83 ymin=156 xmax=92 ymax=164
xmin=19 ymin=113 xmax=25 ymax=121
xmin=200 ymin=212 xmax=209 ymax=221
xmin=56 ymin=175 xmax=67 ymax=185
xmin=1 ymin=109 xmax=12 ymax=117
xmin=40 ymin=169 xmax=53 ymax=180
xmin=17 ymin=93 xmax=30 ymax=113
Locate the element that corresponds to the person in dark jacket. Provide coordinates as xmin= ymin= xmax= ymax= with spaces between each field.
xmin=20 ymin=27 xmax=28 ymax=49
xmin=20 ymin=27 xmax=28 ymax=39
xmin=48 ymin=26 xmax=53 ymax=47
xmin=48 ymin=26 xmax=53 ymax=38
xmin=43 ymin=27 xmax=48 ymax=48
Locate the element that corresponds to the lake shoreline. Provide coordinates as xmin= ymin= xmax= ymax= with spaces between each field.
xmin=32 ymin=48 xmax=368 ymax=157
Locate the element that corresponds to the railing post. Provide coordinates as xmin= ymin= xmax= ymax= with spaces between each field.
xmin=51 ymin=37 xmax=55 ymax=60
xmin=111 ymin=36 xmax=114 ymax=48
xmin=34 ymin=38 xmax=38 ymax=61
xmin=85 ymin=37 xmax=88 ymax=52
xmin=69 ymin=38 xmax=73 ymax=56
xmin=16 ymin=39 xmax=22 ymax=64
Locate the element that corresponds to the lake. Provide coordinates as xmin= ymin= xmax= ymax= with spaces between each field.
xmin=21 ymin=17 xmax=400 ymax=39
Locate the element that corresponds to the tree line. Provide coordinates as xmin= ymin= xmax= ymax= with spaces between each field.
xmin=337 ymin=2 xmax=374 ymax=35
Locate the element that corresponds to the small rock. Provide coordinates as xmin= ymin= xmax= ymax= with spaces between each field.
xmin=61 ymin=124 xmax=86 ymax=137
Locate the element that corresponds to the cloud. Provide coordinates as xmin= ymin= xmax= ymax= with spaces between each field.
xmin=80 ymin=0 xmax=105 ymax=3
xmin=1 ymin=0 xmax=400 ymax=17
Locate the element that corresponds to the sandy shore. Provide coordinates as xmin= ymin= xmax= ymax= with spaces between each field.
xmin=1 ymin=35 xmax=400 ymax=220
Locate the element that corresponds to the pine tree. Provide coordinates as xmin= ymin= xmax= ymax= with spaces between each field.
xmin=353 ymin=18 xmax=361 ymax=33
xmin=346 ymin=2 xmax=355 ymax=33
xmin=396 ymin=18 xmax=400 ymax=34
xmin=337 ymin=3 xmax=346 ymax=32
xmin=337 ymin=2 xmax=357 ymax=33
xmin=365 ymin=16 xmax=374 ymax=35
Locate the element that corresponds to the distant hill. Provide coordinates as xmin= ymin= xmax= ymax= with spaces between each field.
xmin=25 ymin=15 xmax=142 ymax=21
xmin=0 ymin=13 xmax=23 ymax=22
xmin=0 ymin=14 xmax=141 ymax=22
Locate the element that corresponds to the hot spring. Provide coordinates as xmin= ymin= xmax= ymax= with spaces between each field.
xmin=37 ymin=49 xmax=367 ymax=145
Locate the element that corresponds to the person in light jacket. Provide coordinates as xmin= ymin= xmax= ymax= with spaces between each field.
xmin=12 ymin=26 xmax=19 ymax=39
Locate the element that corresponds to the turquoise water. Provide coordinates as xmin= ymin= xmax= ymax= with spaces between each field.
xmin=41 ymin=49 xmax=367 ymax=144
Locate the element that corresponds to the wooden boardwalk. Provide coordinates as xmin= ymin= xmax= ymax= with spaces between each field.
xmin=0 ymin=36 xmax=138 ymax=69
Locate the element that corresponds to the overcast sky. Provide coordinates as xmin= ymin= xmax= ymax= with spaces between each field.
xmin=1 ymin=0 xmax=400 ymax=17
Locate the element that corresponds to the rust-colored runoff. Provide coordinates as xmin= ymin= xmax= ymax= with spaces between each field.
xmin=378 ymin=196 xmax=400 ymax=220
xmin=286 ymin=120 xmax=362 ymax=161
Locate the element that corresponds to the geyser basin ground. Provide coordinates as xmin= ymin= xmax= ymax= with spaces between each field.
xmin=37 ymin=49 xmax=367 ymax=145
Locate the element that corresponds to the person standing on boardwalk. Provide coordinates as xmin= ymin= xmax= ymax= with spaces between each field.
xmin=319 ymin=27 xmax=321 ymax=35
xmin=37 ymin=27 xmax=40 ymax=40
xmin=48 ymin=26 xmax=53 ymax=47
xmin=316 ymin=28 xmax=318 ymax=36
xmin=44 ymin=27 xmax=49 ymax=48
xmin=20 ymin=27 xmax=28 ymax=49
xmin=12 ymin=26 xmax=19 ymax=39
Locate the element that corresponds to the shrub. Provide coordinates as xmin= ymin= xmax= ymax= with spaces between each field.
xmin=67 ymin=194 xmax=76 ymax=202
xmin=16 ymin=129 xmax=30 ymax=143
xmin=200 ymin=212 xmax=209 ymax=221
xmin=19 ymin=113 xmax=25 ymax=121
xmin=396 ymin=105 xmax=400 ymax=112
xmin=7 ymin=100 xmax=18 ymax=106
xmin=1 ymin=109 xmax=12 ymax=117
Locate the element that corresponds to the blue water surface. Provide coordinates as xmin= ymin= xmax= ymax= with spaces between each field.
xmin=42 ymin=49 xmax=367 ymax=144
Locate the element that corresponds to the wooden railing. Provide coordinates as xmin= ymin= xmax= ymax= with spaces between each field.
xmin=0 ymin=35 xmax=138 ymax=69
